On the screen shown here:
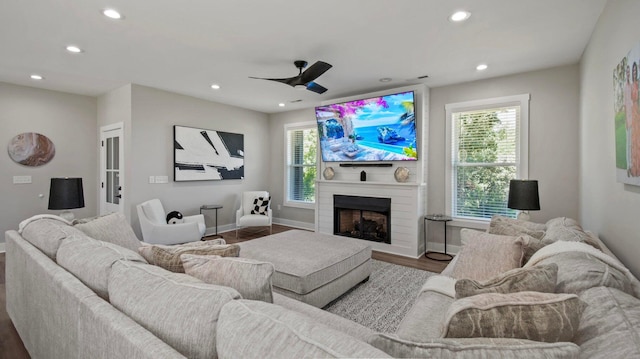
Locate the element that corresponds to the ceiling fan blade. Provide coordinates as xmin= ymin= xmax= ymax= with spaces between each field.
xmin=300 ymin=61 xmax=332 ymax=84
xmin=306 ymin=81 xmax=328 ymax=94
xmin=248 ymin=76 xmax=297 ymax=86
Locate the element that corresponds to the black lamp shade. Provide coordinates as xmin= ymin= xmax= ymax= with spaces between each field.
xmin=48 ymin=178 xmax=85 ymax=210
xmin=507 ymin=179 xmax=540 ymax=211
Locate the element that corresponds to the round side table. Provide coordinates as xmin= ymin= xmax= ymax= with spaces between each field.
xmin=424 ymin=214 xmax=454 ymax=261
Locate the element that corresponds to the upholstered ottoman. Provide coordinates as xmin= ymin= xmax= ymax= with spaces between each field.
xmin=238 ymin=230 xmax=372 ymax=308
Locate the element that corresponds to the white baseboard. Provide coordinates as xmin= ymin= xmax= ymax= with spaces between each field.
xmin=426 ymin=243 xmax=460 ymax=256
xmin=272 ymin=218 xmax=315 ymax=230
xmin=0 ymin=241 xmax=5 ymax=253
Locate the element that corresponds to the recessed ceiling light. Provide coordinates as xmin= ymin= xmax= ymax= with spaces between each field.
xmin=476 ymin=64 xmax=488 ymax=71
xmin=449 ymin=11 xmax=471 ymax=22
xmin=66 ymin=45 xmax=83 ymax=53
xmin=102 ymin=8 xmax=123 ymax=20
xmin=278 ymin=103 xmax=285 ymax=107
xmin=30 ymin=74 xmax=44 ymax=80
xmin=379 ymin=77 xmax=392 ymax=82
xmin=210 ymin=84 xmax=221 ymax=90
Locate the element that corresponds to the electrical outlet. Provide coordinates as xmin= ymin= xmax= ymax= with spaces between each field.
xmin=149 ymin=176 xmax=155 ymax=184
xmin=277 ymin=204 xmax=282 ymax=210
xmin=155 ymin=176 xmax=169 ymax=184
xmin=13 ymin=175 xmax=32 ymax=184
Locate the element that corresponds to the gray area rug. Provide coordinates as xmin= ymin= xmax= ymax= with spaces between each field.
xmin=323 ymin=259 xmax=436 ymax=333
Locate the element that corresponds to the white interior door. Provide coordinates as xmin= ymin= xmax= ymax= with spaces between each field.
xmin=100 ymin=123 xmax=124 ymax=215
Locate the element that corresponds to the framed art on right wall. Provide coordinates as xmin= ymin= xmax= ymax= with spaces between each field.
xmin=614 ymin=40 xmax=640 ymax=186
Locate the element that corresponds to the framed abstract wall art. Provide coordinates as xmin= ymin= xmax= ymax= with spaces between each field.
xmin=173 ymin=125 xmax=244 ymax=181
xmin=614 ymin=40 xmax=640 ymax=186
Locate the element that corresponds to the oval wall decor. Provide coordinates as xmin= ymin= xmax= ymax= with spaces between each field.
xmin=8 ymin=132 xmax=56 ymax=167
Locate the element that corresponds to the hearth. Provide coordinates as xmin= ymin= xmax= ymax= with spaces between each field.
xmin=334 ymin=195 xmax=391 ymax=244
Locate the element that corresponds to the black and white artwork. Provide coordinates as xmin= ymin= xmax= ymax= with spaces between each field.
xmin=174 ymin=125 xmax=244 ymax=181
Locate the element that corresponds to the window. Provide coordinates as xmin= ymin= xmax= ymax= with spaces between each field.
xmin=285 ymin=122 xmax=317 ymax=208
xmin=445 ymin=94 xmax=530 ymax=223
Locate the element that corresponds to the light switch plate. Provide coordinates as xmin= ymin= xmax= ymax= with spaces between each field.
xmin=13 ymin=175 xmax=32 ymax=184
xmin=155 ymin=176 xmax=169 ymax=184
xmin=149 ymin=176 xmax=155 ymax=184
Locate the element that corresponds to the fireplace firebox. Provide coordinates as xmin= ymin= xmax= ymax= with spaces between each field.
xmin=333 ymin=195 xmax=391 ymax=244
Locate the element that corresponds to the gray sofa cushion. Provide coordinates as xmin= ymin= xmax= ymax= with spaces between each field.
xmin=216 ymin=299 xmax=391 ymax=358
xmin=19 ymin=217 xmax=86 ymax=260
xmin=369 ymin=334 xmax=580 ymax=358
xmin=396 ymin=275 xmax=456 ymax=341
xmin=74 ymin=212 xmax=142 ymax=252
xmin=108 ymin=261 xmax=241 ymax=359
xmin=543 ymin=217 xmax=602 ymax=250
xmin=57 ymin=234 xmax=147 ymax=300
xmin=576 ymin=286 xmax=640 ymax=358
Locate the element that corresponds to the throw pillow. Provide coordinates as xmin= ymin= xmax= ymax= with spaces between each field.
xmin=450 ymin=229 xmax=524 ymax=281
xmin=181 ymin=254 xmax=275 ymax=303
xmin=165 ymin=211 xmax=184 ymax=224
xmin=74 ymin=212 xmax=142 ymax=252
xmin=455 ymin=263 xmax=558 ymax=299
xmin=368 ymin=334 xmax=580 ymax=359
xmin=250 ymin=196 xmax=270 ymax=215
xmin=138 ymin=241 xmax=239 ymax=273
xmin=487 ymin=215 xmax=546 ymax=239
xmin=138 ymin=238 xmax=226 ymax=262
xmin=442 ymin=292 xmax=585 ymax=342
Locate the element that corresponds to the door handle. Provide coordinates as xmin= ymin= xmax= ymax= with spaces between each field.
xmin=115 ymin=194 xmax=122 ymax=199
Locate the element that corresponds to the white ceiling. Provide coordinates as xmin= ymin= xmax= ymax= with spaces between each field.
xmin=0 ymin=0 xmax=607 ymax=114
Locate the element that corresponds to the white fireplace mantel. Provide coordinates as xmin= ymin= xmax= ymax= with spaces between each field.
xmin=315 ymin=180 xmax=426 ymax=258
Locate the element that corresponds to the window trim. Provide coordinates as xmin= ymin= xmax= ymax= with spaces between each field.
xmin=444 ymin=94 xmax=530 ymax=227
xmin=284 ymin=121 xmax=318 ymax=209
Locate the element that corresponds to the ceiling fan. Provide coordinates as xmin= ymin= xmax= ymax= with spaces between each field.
xmin=250 ymin=60 xmax=332 ymax=94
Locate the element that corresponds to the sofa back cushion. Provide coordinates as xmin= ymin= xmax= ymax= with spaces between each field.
xmin=57 ymin=235 xmax=147 ymax=300
xmin=216 ymin=299 xmax=390 ymax=358
xmin=543 ymin=217 xmax=602 ymax=250
xmin=108 ymin=261 xmax=241 ymax=359
xmin=74 ymin=212 xmax=141 ymax=252
xmin=576 ymin=286 xmax=640 ymax=358
xmin=19 ymin=216 xmax=86 ymax=260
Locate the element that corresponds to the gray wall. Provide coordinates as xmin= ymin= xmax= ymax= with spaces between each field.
xmin=428 ymin=65 xmax=581 ymax=248
xmin=127 ymin=85 xmax=270 ymax=238
xmin=580 ymin=0 xmax=640 ymax=278
xmin=97 ymin=84 xmax=132 ymax=218
xmin=267 ymin=108 xmax=316 ymax=227
xmin=0 ymin=82 xmax=97 ymax=237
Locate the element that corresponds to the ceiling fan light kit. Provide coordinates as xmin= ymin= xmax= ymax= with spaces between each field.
xmin=250 ymin=60 xmax=332 ymax=94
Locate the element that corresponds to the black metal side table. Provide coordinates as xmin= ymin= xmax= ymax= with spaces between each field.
xmin=424 ymin=214 xmax=454 ymax=261
xmin=200 ymin=204 xmax=223 ymax=237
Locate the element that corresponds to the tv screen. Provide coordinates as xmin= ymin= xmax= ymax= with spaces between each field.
xmin=315 ymin=90 xmax=417 ymax=162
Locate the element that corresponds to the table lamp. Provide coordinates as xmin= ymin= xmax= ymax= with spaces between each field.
xmin=507 ymin=179 xmax=540 ymax=221
xmin=48 ymin=177 xmax=84 ymax=221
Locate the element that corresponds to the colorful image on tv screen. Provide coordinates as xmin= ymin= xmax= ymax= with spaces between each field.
xmin=315 ymin=91 xmax=417 ymax=162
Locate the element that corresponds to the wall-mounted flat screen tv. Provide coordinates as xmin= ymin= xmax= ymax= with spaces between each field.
xmin=315 ymin=90 xmax=417 ymax=162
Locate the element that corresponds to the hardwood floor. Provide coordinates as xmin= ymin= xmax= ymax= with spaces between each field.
xmin=0 ymin=224 xmax=451 ymax=357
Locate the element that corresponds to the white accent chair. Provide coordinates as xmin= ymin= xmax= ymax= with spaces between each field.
xmin=236 ymin=191 xmax=272 ymax=238
xmin=136 ymin=199 xmax=206 ymax=245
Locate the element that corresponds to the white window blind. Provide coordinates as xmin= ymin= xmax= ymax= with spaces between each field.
xmin=286 ymin=124 xmax=317 ymax=206
xmin=446 ymin=94 xmax=529 ymax=222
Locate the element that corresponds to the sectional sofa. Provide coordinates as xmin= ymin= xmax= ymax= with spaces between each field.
xmin=5 ymin=213 xmax=640 ymax=358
